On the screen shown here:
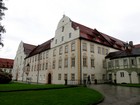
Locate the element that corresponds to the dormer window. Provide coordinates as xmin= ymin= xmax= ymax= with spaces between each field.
xmin=62 ymin=26 xmax=64 ymax=32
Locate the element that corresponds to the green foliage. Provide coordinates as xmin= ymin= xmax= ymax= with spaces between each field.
xmin=0 ymin=70 xmax=12 ymax=84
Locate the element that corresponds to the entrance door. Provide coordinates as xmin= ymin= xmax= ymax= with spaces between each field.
xmin=48 ymin=73 xmax=51 ymax=84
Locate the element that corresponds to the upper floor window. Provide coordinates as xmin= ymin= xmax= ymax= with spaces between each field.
xmin=91 ymin=58 xmax=94 ymax=67
xmin=58 ymin=74 xmax=61 ymax=80
xmin=90 ymin=44 xmax=94 ymax=53
xmin=123 ymin=59 xmax=128 ymax=66
xmin=83 ymin=43 xmax=87 ymax=51
xmin=98 ymin=47 xmax=101 ymax=54
xmin=69 ymin=33 xmax=71 ymax=38
xmin=59 ymin=58 xmax=62 ymax=68
xmin=59 ymin=46 xmax=63 ymax=55
xmin=83 ymin=56 xmax=87 ymax=67
xmin=64 ymin=58 xmax=68 ymax=67
xmin=71 ymin=41 xmax=75 ymax=51
xmin=62 ymin=26 xmax=64 ymax=32
xmin=102 ymin=48 xmax=105 ymax=55
xmin=46 ymin=62 xmax=48 ymax=70
xmin=115 ymin=60 xmax=119 ymax=67
xmin=53 ymin=49 xmax=56 ymax=56
xmin=61 ymin=36 xmax=64 ymax=42
xmin=106 ymin=49 xmax=109 ymax=55
xmin=52 ymin=60 xmax=55 ymax=69
xmin=71 ymin=57 xmax=75 ymax=67
xmin=130 ymin=59 xmax=136 ymax=66
xmin=65 ymin=45 xmax=68 ymax=53
xmin=46 ymin=51 xmax=48 ymax=58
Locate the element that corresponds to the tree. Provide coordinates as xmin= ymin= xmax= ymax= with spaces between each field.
xmin=0 ymin=0 xmax=7 ymax=47
xmin=0 ymin=69 xmax=12 ymax=84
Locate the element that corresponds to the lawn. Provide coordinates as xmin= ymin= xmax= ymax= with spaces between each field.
xmin=0 ymin=83 xmax=104 ymax=105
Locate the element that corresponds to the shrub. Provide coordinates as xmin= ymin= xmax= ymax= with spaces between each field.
xmin=0 ymin=70 xmax=12 ymax=84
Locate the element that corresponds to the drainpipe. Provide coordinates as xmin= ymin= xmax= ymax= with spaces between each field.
xmin=79 ymin=38 xmax=82 ymax=85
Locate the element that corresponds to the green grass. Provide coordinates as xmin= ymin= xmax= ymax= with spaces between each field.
xmin=0 ymin=83 xmax=104 ymax=105
xmin=0 ymin=82 xmax=68 ymax=91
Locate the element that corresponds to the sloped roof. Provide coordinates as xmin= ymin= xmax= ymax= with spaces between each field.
xmin=134 ymin=44 xmax=140 ymax=48
xmin=0 ymin=58 xmax=14 ymax=68
xmin=23 ymin=43 xmax=36 ymax=56
xmin=27 ymin=38 xmax=53 ymax=58
xmin=105 ymin=47 xmax=140 ymax=59
xmin=72 ymin=21 xmax=125 ymax=50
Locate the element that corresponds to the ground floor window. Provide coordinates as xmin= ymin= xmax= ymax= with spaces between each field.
xmin=120 ymin=72 xmax=124 ymax=77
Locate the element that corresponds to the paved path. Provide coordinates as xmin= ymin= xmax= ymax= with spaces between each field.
xmin=89 ymin=84 xmax=140 ymax=105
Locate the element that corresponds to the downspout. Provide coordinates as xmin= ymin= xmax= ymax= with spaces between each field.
xmin=79 ymin=38 xmax=82 ymax=84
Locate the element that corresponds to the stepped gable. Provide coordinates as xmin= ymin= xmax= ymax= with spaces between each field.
xmin=23 ymin=43 xmax=36 ymax=56
xmin=27 ymin=38 xmax=53 ymax=58
xmin=72 ymin=21 xmax=125 ymax=50
xmin=0 ymin=58 xmax=14 ymax=68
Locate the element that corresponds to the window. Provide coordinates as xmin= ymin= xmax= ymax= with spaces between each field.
xmin=83 ymin=74 xmax=87 ymax=80
xmin=71 ymin=42 xmax=75 ymax=51
xmin=34 ymin=65 xmax=36 ymax=71
xmin=71 ymin=57 xmax=75 ymax=67
xmin=59 ymin=46 xmax=63 ymax=55
xmin=69 ymin=33 xmax=71 ymax=38
xmin=91 ymin=58 xmax=94 ymax=67
xmin=102 ymin=48 xmax=105 ymax=55
xmin=55 ymin=39 xmax=57 ymax=44
xmin=52 ymin=60 xmax=55 ymax=69
xmin=46 ymin=51 xmax=48 ymax=58
xmin=120 ymin=72 xmax=124 ymax=77
xmin=62 ymin=26 xmax=64 ymax=32
xmin=71 ymin=73 xmax=75 ymax=81
xmin=108 ymin=61 xmax=111 ymax=68
xmin=123 ymin=59 xmax=128 ymax=66
xmin=98 ymin=47 xmax=101 ymax=54
xmin=83 ymin=57 xmax=87 ymax=67
xmin=83 ymin=43 xmax=87 ymax=51
xmin=53 ymin=49 xmax=56 ymax=56
xmin=58 ymin=74 xmax=61 ymax=80
xmin=61 ymin=36 xmax=64 ymax=42
xmin=59 ymin=58 xmax=62 ymax=68
xmin=65 ymin=45 xmax=68 ymax=53
xmin=115 ymin=60 xmax=119 ymax=67
xmin=90 ymin=44 xmax=94 ymax=53
xmin=42 ymin=63 xmax=44 ymax=70
xmin=64 ymin=74 xmax=67 ymax=80
xmin=64 ymin=58 xmax=68 ymax=67
xmin=46 ymin=62 xmax=48 ymax=70
xmin=91 ymin=74 xmax=95 ymax=81
xmin=106 ymin=49 xmax=109 ymax=55
xmin=131 ymin=59 xmax=136 ymax=66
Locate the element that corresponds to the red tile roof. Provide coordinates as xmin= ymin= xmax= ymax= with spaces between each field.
xmin=134 ymin=44 xmax=140 ymax=48
xmin=27 ymin=38 xmax=53 ymax=58
xmin=0 ymin=58 xmax=14 ymax=68
xmin=23 ymin=43 xmax=36 ymax=56
xmin=72 ymin=21 xmax=125 ymax=50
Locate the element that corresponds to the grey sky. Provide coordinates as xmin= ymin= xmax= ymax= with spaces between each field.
xmin=0 ymin=0 xmax=140 ymax=59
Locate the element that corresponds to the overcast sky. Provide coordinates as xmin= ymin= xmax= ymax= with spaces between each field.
xmin=0 ymin=0 xmax=140 ymax=59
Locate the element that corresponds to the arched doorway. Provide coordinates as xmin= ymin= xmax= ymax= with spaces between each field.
xmin=48 ymin=73 xmax=51 ymax=84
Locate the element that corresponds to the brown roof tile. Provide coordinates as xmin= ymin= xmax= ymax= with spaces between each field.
xmin=0 ymin=58 xmax=14 ymax=68
xmin=23 ymin=43 xmax=36 ymax=56
xmin=72 ymin=21 xmax=125 ymax=50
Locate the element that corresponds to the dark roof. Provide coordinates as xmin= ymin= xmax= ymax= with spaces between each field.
xmin=27 ymin=38 xmax=53 ymax=58
xmin=23 ymin=43 xmax=36 ymax=56
xmin=0 ymin=58 xmax=14 ymax=68
xmin=105 ymin=48 xmax=140 ymax=59
xmin=72 ymin=21 xmax=125 ymax=50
